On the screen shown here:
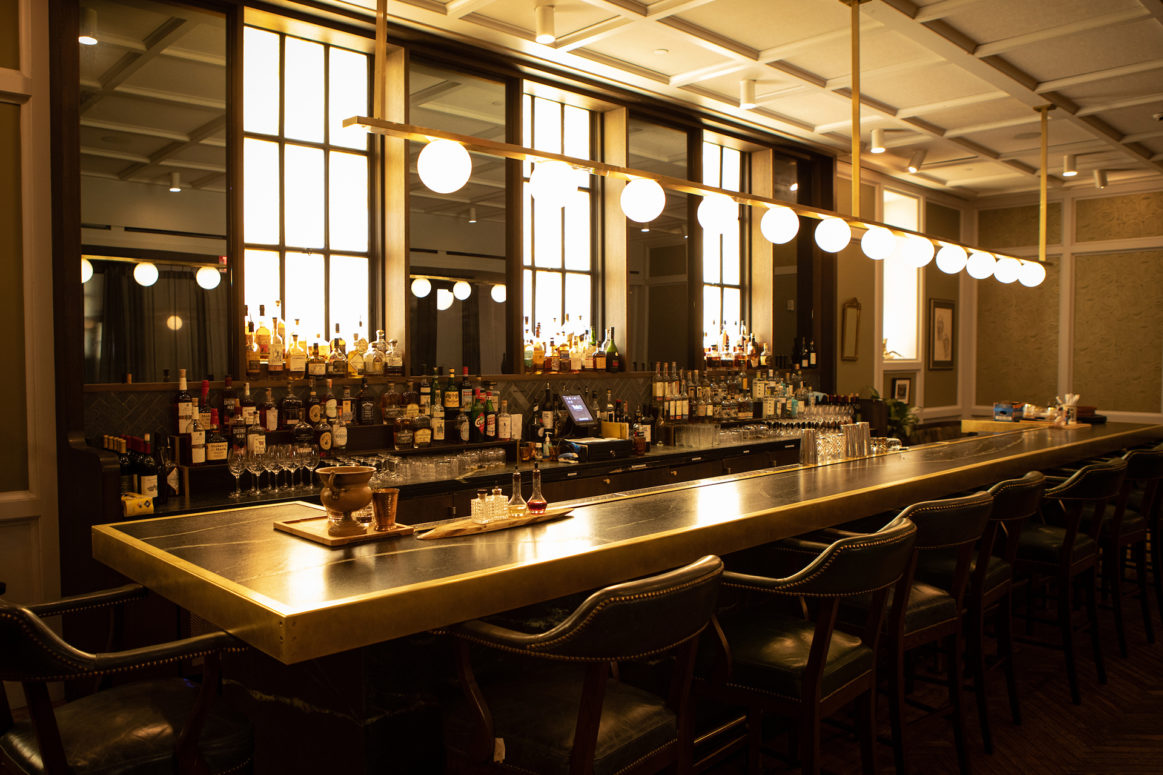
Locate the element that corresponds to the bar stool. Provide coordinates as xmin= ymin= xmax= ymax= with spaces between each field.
xmin=0 ymin=585 xmax=252 ymax=775
xmin=1014 ymin=459 xmax=1127 ymax=705
xmin=914 ymin=472 xmax=1044 ymax=755
xmin=699 ymin=515 xmax=917 ymax=775
xmin=441 ymin=555 xmax=723 ymax=775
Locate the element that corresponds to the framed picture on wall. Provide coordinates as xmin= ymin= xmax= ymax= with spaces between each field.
xmin=890 ymin=376 xmax=912 ymax=404
xmin=928 ymin=299 xmax=956 ymax=370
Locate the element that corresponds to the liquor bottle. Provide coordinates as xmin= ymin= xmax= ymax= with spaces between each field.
xmin=281 ymin=386 xmax=303 ymax=429
xmin=540 ymin=384 xmax=555 ymax=436
xmin=229 ymin=409 xmax=247 ymax=452
xmin=346 ymin=331 xmax=365 ymax=377
xmin=443 ymin=367 xmax=460 ymax=414
xmin=268 ymin=311 xmax=285 ymax=374
xmin=419 ymin=368 xmax=432 ymax=410
xmin=260 ymin=389 xmax=279 ymax=433
xmin=222 ymin=376 xmax=238 ymax=426
xmin=292 ymin=413 xmax=314 ymax=449
xmin=273 ymin=300 xmax=286 ymax=344
xmin=402 ymin=380 xmax=420 ymax=420
xmin=532 ymin=325 xmax=545 ymax=372
xmin=455 ymin=404 xmax=471 ymax=444
xmin=484 ymin=388 xmax=498 ymax=440
xmin=137 ymin=434 xmax=161 ymax=499
xmin=385 ymin=338 xmax=404 ymax=377
xmin=245 ymin=320 xmax=262 ymax=377
xmin=332 ymin=414 xmax=348 ymax=452
xmin=287 ymin=319 xmax=308 ymax=377
xmin=393 ymin=414 xmax=414 ymax=451
xmin=328 ymin=325 xmax=348 ymax=376
xmin=308 ymin=342 xmax=327 ymax=377
xmin=808 ymin=338 xmax=817 ymax=368
xmin=527 ymin=463 xmax=547 ymax=514
xmin=380 ymin=382 xmax=403 ymax=427
xmin=526 ymin=402 xmax=544 ymax=445
xmin=605 ymin=326 xmax=621 ymax=372
xmin=255 ymin=304 xmax=271 ymax=362
xmin=594 ymin=331 xmax=607 ymax=371
xmin=323 ymin=378 xmax=338 ymax=422
xmin=412 ymin=406 xmax=432 ymax=448
xmin=240 ymin=382 xmax=257 ymax=426
xmin=430 ymin=404 xmax=445 ymax=442
xmin=206 ymin=410 xmax=228 ymax=463
xmin=429 ymin=367 xmax=442 ymax=409
xmin=365 ymin=330 xmax=386 ymax=376
xmin=188 ymin=400 xmax=206 ymax=466
xmin=305 ymin=379 xmax=323 ymax=425
xmin=116 ymin=437 xmax=133 ymax=494
xmin=470 ymin=388 xmax=486 ymax=442
xmin=459 ymin=367 xmax=473 ymax=410
xmin=198 ymin=380 xmax=212 ymax=429
xmin=355 ymin=378 xmax=376 ymax=425
xmin=175 ymin=369 xmax=193 ymax=435
xmin=545 ymin=338 xmax=557 ymax=373
xmin=497 ymin=399 xmax=511 ymax=440
xmin=523 ymin=318 xmax=534 ymax=370
xmin=312 ymin=412 xmax=332 ymax=453
xmin=340 ymin=384 xmax=354 ymax=424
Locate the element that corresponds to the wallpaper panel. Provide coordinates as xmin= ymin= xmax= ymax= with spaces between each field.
xmin=978 ymin=203 xmax=1062 ymax=249
xmin=925 ymin=201 xmax=961 ymax=242
xmin=835 ymin=244 xmax=875 ymax=395
xmin=924 ymin=263 xmax=959 ymax=407
xmin=976 ymin=259 xmax=1059 ymax=406
xmin=1073 ymin=250 xmax=1163 ymax=413
xmin=1075 ymin=192 xmax=1163 ymax=242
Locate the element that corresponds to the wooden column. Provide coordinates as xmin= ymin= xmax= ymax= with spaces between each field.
xmin=379 ymin=44 xmax=409 ymax=358
xmin=602 ymin=107 xmax=628 ymax=359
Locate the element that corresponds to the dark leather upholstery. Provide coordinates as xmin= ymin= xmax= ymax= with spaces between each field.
xmin=444 ymin=556 xmax=724 ymax=775
xmin=451 ymin=555 xmax=723 ymax=661
xmin=1016 ymin=524 xmax=1097 ymax=563
xmin=445 ymin=663 xmax=677 ymax=775
xmin=718 ymin=601 xmax=873 ymax=700
xmin=0 ymin=594 xmax=251 ymax=775
xmin=0 ymin=679 xmax=251 ymax=775
xmin=916 ymin=554 xmax=1011 ymax=598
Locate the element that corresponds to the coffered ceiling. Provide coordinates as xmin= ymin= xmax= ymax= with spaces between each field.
xmin=344 ymin=0 xmax=1163 ymax=199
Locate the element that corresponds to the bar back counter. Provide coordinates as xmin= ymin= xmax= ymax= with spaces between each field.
xmin=89 ymin=422 xmax=1163 ymax=772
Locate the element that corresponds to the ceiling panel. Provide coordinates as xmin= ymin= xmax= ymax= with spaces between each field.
xmin=1002 ymin=23 xmax=1163 ymax=82
xmin=862 ymin=63 xmax=1000 ymax=112
xmin=473 ymin=0 xmax=617 ymax=39
xmin=1055 ymin=69 xmax=1163 ymax=105
xmin=939 ymin=0 xmax=1138 ymax=45
xmin=780 ymin=27 xmax=938 ymax=82
xmin=582 ymin=26 xmax=731 ymax=77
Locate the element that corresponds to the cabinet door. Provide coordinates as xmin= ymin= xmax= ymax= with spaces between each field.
xmin=397 ymin=492 xmax=454 ymax=525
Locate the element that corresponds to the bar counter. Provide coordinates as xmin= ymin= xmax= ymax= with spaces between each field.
xmin=93 ymin=422 xmax=1162 ymax=664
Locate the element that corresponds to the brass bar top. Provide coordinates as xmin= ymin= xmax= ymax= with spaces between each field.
xmin=93 ymin=422 xmax=1162 ymax=664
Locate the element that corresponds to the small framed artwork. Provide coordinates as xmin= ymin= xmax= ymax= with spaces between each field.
xmin=928 ymin=299 xmax=956 ymax=370
xmin=891 ymin=376 xmax=912 ymax=405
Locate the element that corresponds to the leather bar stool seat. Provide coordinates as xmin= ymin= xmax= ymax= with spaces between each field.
xmin=916 ymin=553 xmax=1011 ymax=599
xmin=1 ymin=679 xmax=252 ymax=775
xmin=0 ymin=585 xmax=251 ymax=775
xmin=716 ymin=602 xmax=872 ymax=701
xmin=442 ymin=555 xmax=723 ymax=775
xmin=1016 ymin=524 xmax=1097 ymax=564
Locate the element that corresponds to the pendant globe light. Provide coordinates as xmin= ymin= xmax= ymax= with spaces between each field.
xmin=529 ymin=160 xmax=578 ymax=208
xmin=760 ymin=205 xmax=799 ymax=244
xmin=619 ymin=178 xmax=665 ymax=223
xmin=697 ymin=193 xmax=737 ymax=233
xmin=417 ymin=139 xmax=472 ymax=193
xmin=966 ymin=251 xmax=996 ymax=280
xmin=993 ymin=256 xmax=1021 ymax=284
xmin=860 ymin=226 xmax=895 ymax=260
xmin=1019 ymin=260 xmax=1047 ymax=288
xmin=814 ymin=217 xmax=852 ymax=253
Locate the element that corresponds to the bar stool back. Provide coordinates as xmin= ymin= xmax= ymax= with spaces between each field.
xmin=1014 ymin=459 xmax=1127 ymax=705
xmin=443 ymin=555 xmax=724 ymax=775
xmin=702 ymin=515 xmax=917 ymax=775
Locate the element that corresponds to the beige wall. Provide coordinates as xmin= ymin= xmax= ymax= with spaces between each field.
xmin=1076 ymin=191 xmax=1163 ymax=242
xmin=979 ymin=202 xmax=1061 ymax=249
xmin=976 ymin=259 xmax=1059 ymax=406
xmin=834 ymin=178 xmax=877 ymax=395
xmin=1074 ymin=249 xmax=1163 ymax=413
xmin=923 ymin=202 xmax=961 ymax=408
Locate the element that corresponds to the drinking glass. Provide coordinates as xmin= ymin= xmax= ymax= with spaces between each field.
xmin=281 ymin=446 xmax=298 ymax=489
xmin=227 ymin=448 xmax=246 ymax=498
xmin=245 ymin=452 xmax=264 ymax=494
xmin=262 ymin=450 xmax=281 ymax=492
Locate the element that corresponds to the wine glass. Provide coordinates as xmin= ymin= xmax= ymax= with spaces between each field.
xmin=245 ymin=451 xmax=264 ymax=495
xmin=281 ymin=446 xmax=298 ymax=490
xmin=227 ymin=448 xmax=246 ymax=498
xmin=263 ymin=449 xmax=281 ymax=492
xmin=303 ymin=446 xmax=320 ymax=489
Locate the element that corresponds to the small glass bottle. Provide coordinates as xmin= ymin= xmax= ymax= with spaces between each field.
xmin=527 ymin=463 xmax=547 ymax=514
xmin=491 ymin=485 xmax=505 ymax=521
xmin=507 ymin=469 xmax=527 ymax=517
xmin=471 ymin=489 xmax=489 ymax=525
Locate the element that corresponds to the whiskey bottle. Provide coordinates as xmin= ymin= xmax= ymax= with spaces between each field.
xmin=459 ymin=367 xmax=472 ymax=410
xmin=355 ymin=378 xmax=376 ymax=425
xmin=255 ymin=304 xmax=271 ymax=362
xmin=323 ymin=378 xmax=338 ymax=422
xmin=430 ymin=405 xmax=445 ymax=443
xmin=174 ymin=369 xmax=193 ymax=435
xmin=281 ymin=386 xmax=303 ymax=429
xmin=260 ymin=389 xmax=279 ymax=433
xmin=268 ymin=311 xmax=285 ymax=374
xmin=307 ymin=342 xmax=327 ymax=377
xmin=137 ymin=434 xmax=161 ymax=499
xmin=198 ymin=380 xmax=212 ymax=429
xmin=327 ymin=324 xmax=347 ymax=376
xmin=332 ymin=415 xmax=348 ymax=451
xmin=346 ymin=330 xmax=365 ymax=377
xmin=412 ymin=407 xmax=432 ymax=448
xmin=497 ymin=399 xmax=511 ymax=440
xmin=365 ymin=330 xmax=387 ymax=376
xmin=380 ymin=382 xmax=403 ymax=427
xmin=222 ymin=376 xmax=239 ymax=426
xmin=240 ymin=382 xmax=257 ymax=426
xmin=305 ymin=379 xmax=323 ymax=425
xmin=470 ymin=388 xmax=486 ymax=442
xmin=246 ymin=321 xmax=262 ymax=377
xmin=393 ymin=414 xmax=414 ymax=451
xmin=312 ymin=413 xmax=332 ymax=453
xmin=340 ymin=384 xmax=354 ymax=424
xmin=188 ymin=399 xmax=206 ymax=466
xmin=206 ymin=410 xmax=228 ymax=463
xmin=419 ymin=368 xmax=432 ymax=410
xmin=455 ymin=405 xmax=471 ymax=443
xmin=442 ymin=367 xmax=460 ymax=414
xmin=287 ymin=319 xmax=308 ymax=377
xmin=385 ymin=338 xmax=404 ymax=377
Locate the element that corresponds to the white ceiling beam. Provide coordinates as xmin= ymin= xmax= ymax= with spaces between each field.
xmin=92 ymin=31 xmax=225 ymax=67
xmin=644 ymin=0 xmax=718 ymax=19
xmin=1036 ymin=59 xmax=1163 ymax=93
xmin=944 ymin=114 xmax=1040 ymax=138
xmin=1137 ymin=0 xmax=1163 ymax=25
xmin=1124 ymin=128 xmax=1163 ymax=142
xmin=1076 ymin=91 xmax=1163 ymax=117
xmin=556 ymin=17 xmax=638 ymax=52
xmin=973 ymin=8 xmax=1149 ymax=57
xmin=896 ymin=90 xmax=1009 ymax=118
xmin=814 ymin=115 xmax=879 ymax=134
xmin=444 ymin=0 xmax=498 ymax=20
xmin=117 ymin=114 xmax=227 ymax=180
xmin=657 ymin=17 xmax=759 ymax=61
xmin=914 ymin=0 xmax=987 ymax=23
xmin=865 ymin=0 xmax=1163 ymax=174
xmin=79 ymin=80 xmax=227 ymax=111
xmin=80 ymin=118 xmax=190 ymax=143
xmin=82 ymin=17 xmax=193 ymax=114
xmin=824 ymin=55 xmax=944 ymax=90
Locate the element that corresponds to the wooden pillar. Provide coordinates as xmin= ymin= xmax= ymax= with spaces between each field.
xmin=379 ymin=45 xmax=409 ymax=360
xmin=602 ymin=107 xmax=628 ymax=359
xmin=749 ymin=148 xmax=774 ymax=348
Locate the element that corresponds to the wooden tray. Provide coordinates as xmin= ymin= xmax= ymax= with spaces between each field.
xmin=274 ymin=514 xmax=415 ymax=547
xmin=417 ymin=506 xmax=574 ymax=540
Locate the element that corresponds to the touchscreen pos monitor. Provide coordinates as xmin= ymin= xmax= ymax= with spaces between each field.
xmin=560 ymin=394 xmax=597 ymax=428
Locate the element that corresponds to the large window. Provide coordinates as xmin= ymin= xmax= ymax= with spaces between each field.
xmin=242 ymin=27 xmax=371 ymax=345
xmin=702 ymin=141 xmax=744 ymax=349
xmin=522 ymin=95 xmax=594 ymax=338
xmin=882 ymin=190 xmax=921 ymax=360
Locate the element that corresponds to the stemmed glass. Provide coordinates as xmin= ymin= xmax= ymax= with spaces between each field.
xmin=245 ymin=451 xmax=265 ymax=494
xmin=281 ymin=446 xmax=297 ymax=491
xmin=302 ymin=446 xmax=320 ymax=490
xmin=263 ymin=449 xmax=281 ymax=493
xmin=227 ymin=448 xmax=246 ymax=498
